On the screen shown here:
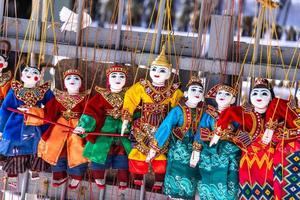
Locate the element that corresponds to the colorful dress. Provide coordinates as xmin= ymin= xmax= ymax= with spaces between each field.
xmin=193 ymin=105 xmax=240 ymax=200
xmin=26 ymin=89 xmax=89 ymax=180
xmin=265 ymin=98 xmax=300 ymax=200
xmin=0 ymin=81 xmax=54 ymax=176
xmin=151 ymin=101 xmax=203 ymax=199
xmin=77 ymin=86 xmax=131 ymax=184
xmin=122 ymin=79 xmax=182 ymax=179
xmin=216 ymin=105 xmax=275 ymax=200
xmin=0 ymin=71 xmax=12 ymax=105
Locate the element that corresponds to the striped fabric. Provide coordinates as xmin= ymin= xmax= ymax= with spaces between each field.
xmin=2 ymin=155 xmax=49 ymax=176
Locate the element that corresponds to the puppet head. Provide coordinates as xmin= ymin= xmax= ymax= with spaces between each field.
xmin=295 ymin=81 xmax=300 ymax=107
xmin=185 ymin=76 xmax=204 ymax=107
xmin=20 ymin=65 xmax=41 ymax=88
xmin=0 ymin=40 xmax=11 ymax=73
xmin=149 ymin=45 xmax=171 ymax=86
xmin=106 ymin=65 xmax=127 ymax=92
xmin=63 ymin=69 xmax=83 ymax=94
xmin=206 ymin=84 xmax=237 ymax=111
xmin=250 ymin=78 xmax=274 ymax=112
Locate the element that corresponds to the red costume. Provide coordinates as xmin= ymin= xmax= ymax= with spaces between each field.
xmin=265 ymin=98 xmax=300 ymax=200
xmin=216 ymin=104 xmax=275 ymax=199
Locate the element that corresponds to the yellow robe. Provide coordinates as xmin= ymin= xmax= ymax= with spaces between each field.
xmin=123 ymin=79 xmax=183 ymax=162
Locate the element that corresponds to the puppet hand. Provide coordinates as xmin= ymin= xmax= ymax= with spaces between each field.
xmin=262 ymin=129 xmax=274 ymax=145
xmin=146 ymin=148 xmax=156 ymax=163
xmin=209 ymin=134 xmax=220 ymax=147
xmin=73 ymin=127 xmax=85 ymax=135
xmin=121 ymin=120 xmax=129 ymax=136
xmin=190 ymin=150 xmax=200 ymax=168
xmin=17 ymin=107 xmax=29 ymax=112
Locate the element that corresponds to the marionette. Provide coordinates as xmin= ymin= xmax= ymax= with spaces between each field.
xmin=189 ymin=84 xmax=240 ymax=200
xmin=210 ymin=78 xmax=275 ymax=200
xmin=0 ymin=40 xmax=12 ymax=105
xmin=0 ymin=64 xmax=54 ymax=187
xmin=121 ymin=45 xmax=183 ymax=190
xmin=261 ymin=84 xmax=300 ymax=200
xmin=74 ymin=65 xmax=130 ymax=190
xmin=23 ymin=69 xmax=89 ymax=189
xmin=146 ymin=76 xmax=204 ymax=199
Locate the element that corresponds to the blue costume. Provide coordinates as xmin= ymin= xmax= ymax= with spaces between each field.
xmin=0 ymin=81 xmax=54 ymax=176
xmin=151 ymin=101 xmax=204 ymax=199
xmin=194 ymin=105 xmax=240 ymax=200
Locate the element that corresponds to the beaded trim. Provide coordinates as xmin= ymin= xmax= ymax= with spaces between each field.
xmin=12 ymin=81 xmax=50 ymax=106
xmin=0 ymin=71 xmax=11 ymax=87
xmin=140 ymin=79 xmax=179 ymax=104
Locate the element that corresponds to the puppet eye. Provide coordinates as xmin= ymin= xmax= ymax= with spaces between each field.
xmin=252 ymin=92 xmax=258 ymax=96
xmin=120 ymin=75 xmax=125 ymax=79
xmin=74 ymin=77 xmax=80 ymax=80
xmin=151 ymin=67 xmax=157 ymax=71
xmin=111 ymin=75 xmax=117 ymax=78
xmin=159 ymin=68 xmax=167 ymax=73
xmin=262 ymin=92 xmax=269 ymax=96
xmin=225 ymin=92 xmax=230 ymax=96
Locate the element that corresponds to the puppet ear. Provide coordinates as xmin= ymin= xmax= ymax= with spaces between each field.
xmin=230 ymin=96 xmax=236 ymax=104
xmin=184 ymin=91 xmax=188 ymax=98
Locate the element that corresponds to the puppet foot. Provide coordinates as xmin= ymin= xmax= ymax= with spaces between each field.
xmin=29 ymin=170 xmax=40 ymax=180
xmin=152 ymin=181 xmax=163 ymax=192
xmin=68 ymin=179 xmax=81 ymax=190
xmin=8 ymin=177 xmax=18 ymax=188
xmin=119 ymin=181 xmax=127 ymax=190
xmin=95 ymin=179 xmax=105 ymax=190
xmin=52 ymin=177 xmax=68 ymax=187
xmin=133 ymin=179 xmax=143 ymax=187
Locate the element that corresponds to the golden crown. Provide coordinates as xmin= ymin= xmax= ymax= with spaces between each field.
xmin=254 ymin=78 xmax=270 ymax=88
xmin=106 ymin=65 xmax=128 ymax=77
xmin=186 ymin=76 xmax=203 ymax=87
xmin=151 ymin=45 xmax=172 ymax=69
xmin=63 ymin=69 xmax=83 ymax=79
xmin=256 ymin=0 xmax=280 ymax=9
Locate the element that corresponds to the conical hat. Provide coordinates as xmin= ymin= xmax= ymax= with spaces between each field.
xmin=151 ymin=45 xmax=172 ymax=69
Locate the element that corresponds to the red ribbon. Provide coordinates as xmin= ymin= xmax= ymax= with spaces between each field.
xmin=7 ymin=107 xmax=129 ymax=137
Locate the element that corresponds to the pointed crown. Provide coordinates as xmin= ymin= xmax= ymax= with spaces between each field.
xmin=186 ymin=76 xmax=203 ymax=88
xmin=151 ymin=45 xmax=172 ymax=69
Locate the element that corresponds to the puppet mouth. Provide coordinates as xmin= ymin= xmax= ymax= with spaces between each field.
xmin=195 ymin=96 xmax=200 ymax=98
xmin=70 ymin=83 xmax=75 ymax=85
xmin=257 ymin=99 xmax=262 ymax=102
xmin=116 ymin=82 xmax=121 ymax=84
xmin=220 ymin=98 xmax=224 ymax=101
xmin=27 ymin=76 xmax=31 ymax=79
xmin=0 ymin=64 xmax=3 ymax=68
xmin=154 ymin=75 xmax=160 ymax=78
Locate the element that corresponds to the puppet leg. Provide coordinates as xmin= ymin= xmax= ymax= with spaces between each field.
xmin=152 ymin=157 xmax=167 ymax=191
xmin=91 ymin=158 xmax=111 ymax=189
xmin=52 ymin=158 xmax=68 ymax=187
xmin=67 ymin=162 xmax=88 ymax=189
xmin=111 ymin=146 xmax=129 ymax=190
xmin=3 ymin=155 xmax=31 ymax=188
xmin=128 ymin=148 xmax=148 ymax=186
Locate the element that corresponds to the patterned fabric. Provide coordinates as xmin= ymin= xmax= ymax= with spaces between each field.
xmin=239 ymin=182 xmax=274 ymax=200
xmin=273 ymin=141 xmax=300 ymax=200
xmin=194 ymin=109 xmax=240 ymax=200
xmin=154 ymin=105 xmax=203 ymax=199
xmin=2 ymin=155 xmax=49 ymax=176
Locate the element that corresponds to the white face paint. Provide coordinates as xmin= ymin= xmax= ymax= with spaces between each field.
xmin=21 ymin=67 xmax=41 ymax=87
xmin=149 ymin=65 xmax=171 ymax=86
xmin=108 ymin=72 xmax=126 ymax=91
xmin=250 ymin=88 xmax=272 ymax=109
xmin=0 ymin=56 xmax=8 ymax=73
xmin=64 ymin=74 xmax=82 ymax=94
xmin=296 ymin=88 xmax=300 ymax=107
xmin=216 ymin=90 xmax=235 ymax=109
xmin=187 ymin=84 xmax=203 ymax=105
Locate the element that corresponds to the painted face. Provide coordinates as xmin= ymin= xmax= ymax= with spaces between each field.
xmin=64 ymin=74 xmax=82 ymax=92
xmin=108 ymin=72 xmax=126 ymax=91
xmin=0 ymin=56 xmax=8 ymax=72
xmin=216 ymin=90 xmax=235 ymax=108
xmin=250 ymin=88 xmax=272 ymax=109
xmin=21 ymin=67 xmax=41 ymax=85
xmin=296 ymin=88 xmax=300 ymax=104
xmin=187 ymin=84 xmax=203 ymax=104
xmin=149 ymin=65 xmax=171 ymax=85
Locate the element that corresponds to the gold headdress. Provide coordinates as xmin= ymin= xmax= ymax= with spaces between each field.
xmin=151 ymin=45 xmax=172 ymax=69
